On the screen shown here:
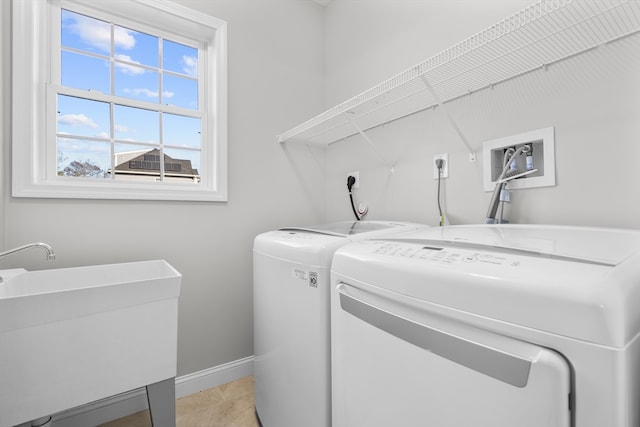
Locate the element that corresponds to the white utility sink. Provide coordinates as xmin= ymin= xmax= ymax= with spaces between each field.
xmin=0 ymin=260 xmax=181 ymax=427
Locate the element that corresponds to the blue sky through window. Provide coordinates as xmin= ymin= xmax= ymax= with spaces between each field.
xmin=58 ymin=9 xmax=201 ymax=179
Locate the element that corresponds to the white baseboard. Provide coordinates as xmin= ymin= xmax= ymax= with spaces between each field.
xmin=50 ymin=356 xmax=254 ymax=427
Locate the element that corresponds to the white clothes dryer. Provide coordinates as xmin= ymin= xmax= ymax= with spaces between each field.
xmin=330 ymin=224 xmax=640 ymax=427
xmin=253 ymin=221 xmax=425 ymax=427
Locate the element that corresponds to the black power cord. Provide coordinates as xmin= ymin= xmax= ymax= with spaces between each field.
xmin=347 ymin=175 xmax=361 ymax=221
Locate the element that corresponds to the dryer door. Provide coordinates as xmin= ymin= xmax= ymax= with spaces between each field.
xmin=331 ymin=282 xmax=572 ymax=427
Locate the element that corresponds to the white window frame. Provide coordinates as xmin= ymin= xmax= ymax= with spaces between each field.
xmin=12 ymin=0 xmax=228 ymax=201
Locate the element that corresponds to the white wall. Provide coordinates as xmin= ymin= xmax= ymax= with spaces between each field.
xmin=324 ymin=0 xmax=533 ymax=106
xmin=0 ymin=0 xmax=325 ymax=376
xmin=322 ymin=0 xmax=640 ymax=229
xmin=0 ymin=4 xmax=8 ymax=240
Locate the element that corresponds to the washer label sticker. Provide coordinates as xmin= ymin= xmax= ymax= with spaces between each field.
xmin=309 ymin=271 xmax=318 ymax=288
xmin=293 ymin=268 xmax=308 ymax=281
xmin=292 ymin=268 xmax=318 ymax=288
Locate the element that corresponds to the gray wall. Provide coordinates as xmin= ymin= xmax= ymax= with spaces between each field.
xmin=3 ymin=0 xmax=639 ymax=382
xmin=0 ymin=0 xmax=325 ymax=376
xmin=322 ymin=0 xmax=640 ymax=229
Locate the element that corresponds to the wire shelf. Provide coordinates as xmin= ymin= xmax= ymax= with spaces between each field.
xmin=277 ymin=0 xmax=640 ymax=147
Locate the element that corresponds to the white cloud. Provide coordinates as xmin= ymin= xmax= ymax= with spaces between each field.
xmin=67 ymin=14 xmax=135 ymax=53
xmin=122 ymin=88 xmax=175 ymax=99
xmin=134 ymin=88 xmax=157 ymax=98
xmin=182 ymin=55 xmax=198 ymax=77
xmin=95 ymin=131 xmax=110 ymax=138
xmin=114 ymin=124 xmax=130 ymax=133
xmin=58 ymin=113 xmax=99 ymax=129
xmin=114 ymin=27 xmax=136 ymax=50
xmin=115 ymin=54 xmax=145 ymax=75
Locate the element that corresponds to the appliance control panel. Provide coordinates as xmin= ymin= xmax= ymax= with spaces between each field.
xmin=370 ymin=242 xmax=521 ymax=267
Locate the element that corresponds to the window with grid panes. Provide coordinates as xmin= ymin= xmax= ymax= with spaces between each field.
xmin=13 ymin=0 xmax=227 ymax=201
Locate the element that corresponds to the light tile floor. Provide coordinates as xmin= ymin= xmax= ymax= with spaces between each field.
xmin=100 ymin=376 xmax=259 ymax=427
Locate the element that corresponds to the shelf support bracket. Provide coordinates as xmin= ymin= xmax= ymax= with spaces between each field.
xmin=347 ymin=117 xmax=395 ymax=175
xmin=419 ymin=75 xmax=476 ymax=159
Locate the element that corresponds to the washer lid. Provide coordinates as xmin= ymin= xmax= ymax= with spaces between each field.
xmin=280 ymin=220 xmax=412 ymax=237
xmin=332 ymin=224 xmax=640 ymax=347
xmin=254 ymin=221 xmax=423 ymax=268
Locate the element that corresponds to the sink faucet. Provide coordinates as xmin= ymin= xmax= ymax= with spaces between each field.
xmin=0 ymin=243 xmax=56 ymax=284
xmin=0 ymin=242 xmax=56 ymax=261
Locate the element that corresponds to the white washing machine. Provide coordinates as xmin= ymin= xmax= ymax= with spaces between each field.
xmin=253 ymin=221 xmax=425 ymax=427
xmin=330 ymin=224 xmax=640 ymax=427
